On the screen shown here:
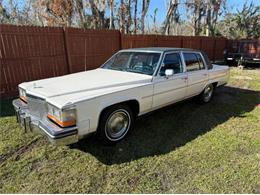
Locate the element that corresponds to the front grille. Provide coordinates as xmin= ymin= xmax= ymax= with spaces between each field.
xmin=27 ymin=95 xmax=47 ymax=120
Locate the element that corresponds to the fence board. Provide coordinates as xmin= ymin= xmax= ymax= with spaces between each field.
xmin=214 ymin=38 xmax=228 ymax=60
xmin=65 ymin=27 xmax=121 ymax=73
xmin=121 ymin=34 xmax=157 ymax=48
xmin=182 ymin=36 xmax=201 ymax=50
xmin=156 ymin=35 xmax=183 ymax=48
xmin=200 ymin=37 xmax=215 ymax=60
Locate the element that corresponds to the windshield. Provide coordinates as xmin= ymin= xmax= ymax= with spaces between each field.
xmin=102 ymin=52 xmax=161 ymax=75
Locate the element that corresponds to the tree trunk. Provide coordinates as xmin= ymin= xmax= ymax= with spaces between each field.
xmin=120 ymin=0 xmax=125 ymax=33
xmin=125 ymin=0 xmax=132 ymax=33
xmin=89 ymin=0 xmax=105 ymax=29
xmin=141 ymin=0 xmax=150 ymax=34
xmin=141 ymin=0 xmax=145 ymax=34
xmin=109 ymin=0 xmax=114 ymax=29
xmin=186 ymin=0 xmax=206 ymax=36
xmin=134 ymin=0 xmax=138 ymax=34
xmin=76 ymin=0 xmax=85 ymax=28
xmin=163 ymin=0 xmax=178 ymax=35
xmin=206 ymin=6 xmax=211 ymax=36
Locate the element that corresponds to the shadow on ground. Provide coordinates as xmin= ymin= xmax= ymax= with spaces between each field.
xmin=71 ymin=86 xmax=259 ymax=165
xmin=0 ymin=98 xmax=15 ymax=117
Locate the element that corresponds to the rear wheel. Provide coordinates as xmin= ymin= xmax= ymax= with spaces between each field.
xmin=199 ymin=83 xmax=214 ymax=103
xmin=97 ymin=104 xmax=134 ymax=144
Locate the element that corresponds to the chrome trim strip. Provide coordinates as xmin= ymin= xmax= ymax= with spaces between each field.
xmin=141 ymin=95 xmax=153 ymax=99
xmin=153 ymin=85 xmax=186 ymax=96
xmin=153 ymin=73 xmax=188 ymax=83
xmin=144 ymin=79 xmax=206 ymax=98
xmin=118 ymin=49 xmax=164 ymax=54
xmin=187 ymin=80 xmax=206 ymax=87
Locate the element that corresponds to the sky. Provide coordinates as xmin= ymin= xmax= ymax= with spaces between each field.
xmin=2 ymin=0 xmax=260 ymax=25
xmin=147 ymin=0 xmax=260 ymax=24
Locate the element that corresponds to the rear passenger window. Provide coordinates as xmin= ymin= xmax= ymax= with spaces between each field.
xmin=196 ymin=53 xmax=205 ymax=69
xmin=201 ymin=52 xmax=213 ymax=69
xmin=183 ymin=53 xmax=201 ymax=72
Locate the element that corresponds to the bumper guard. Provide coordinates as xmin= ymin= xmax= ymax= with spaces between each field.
xmin=12 ymin=99 xmax=78 ymax=145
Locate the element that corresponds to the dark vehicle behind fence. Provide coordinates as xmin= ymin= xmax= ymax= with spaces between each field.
xmin=225 ymin=39 xmax=260 ymax=67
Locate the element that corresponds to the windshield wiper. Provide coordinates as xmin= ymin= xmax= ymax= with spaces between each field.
xmin=107 ymin=67 xmax=125 ymax=71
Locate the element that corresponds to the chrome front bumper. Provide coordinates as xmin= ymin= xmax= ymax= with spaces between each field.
xmin=13 ymin=99 xmax=78 ymax=145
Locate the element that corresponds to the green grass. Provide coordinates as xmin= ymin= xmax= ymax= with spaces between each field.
xmin=0 ymin=67 xmax=260 ymax=193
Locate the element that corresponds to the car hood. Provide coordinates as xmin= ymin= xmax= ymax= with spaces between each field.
xmin=20 ymin=68 xmax=152 ymax=108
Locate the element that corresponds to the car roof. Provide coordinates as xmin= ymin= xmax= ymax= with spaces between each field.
xmin=120 ymin=47 xmax=201 ymax=53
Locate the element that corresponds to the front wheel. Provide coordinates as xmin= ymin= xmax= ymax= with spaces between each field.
xmin=97 ymin=104 xmax=134 ymax=144
xmin=199 ymin=83 xmax=214 ymax=103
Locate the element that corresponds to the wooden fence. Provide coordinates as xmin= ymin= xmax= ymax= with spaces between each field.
xmin=121 ymin=35 xmax=228 ymax=60
xmin=1 ymin=24 xmax=228 ymax=97
xmin=0 ymin=25 xmax=68 ymax=97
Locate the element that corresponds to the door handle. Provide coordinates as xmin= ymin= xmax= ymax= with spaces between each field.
xmin=181 ymin=77 xmax=188 ymax=80
xmin=203 ymin=74 xmax=207 ymax=76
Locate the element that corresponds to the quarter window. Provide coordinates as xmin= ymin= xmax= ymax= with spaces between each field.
xmin=183 ymin=53 xmax=201 ymax=72
xmin=160 ymin=53 xmax=183 ymax=76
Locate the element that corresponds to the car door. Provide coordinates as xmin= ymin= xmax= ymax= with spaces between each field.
xmin=152 ymin=52 xmax=188 ymax=108
xmin=182 ymin=52 xmax=208 ymax=98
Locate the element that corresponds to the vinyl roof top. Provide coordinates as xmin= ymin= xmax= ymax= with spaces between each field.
xmin=120 ymin=47 xmax=200 ymax=52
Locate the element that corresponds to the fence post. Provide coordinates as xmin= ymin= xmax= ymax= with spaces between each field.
xmin=119 ymin=30 xmax=123 ymax=50
xmin=63 ymin=27 xmax=72 ymax=74
xmin=199 ymin=37 xmax=202 ymax=50
xmin=213 ymin=38 xmax=216 ymax=62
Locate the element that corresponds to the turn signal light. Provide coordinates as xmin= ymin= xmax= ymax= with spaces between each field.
xmin=47 ymin=113 xmax=76 ymax=127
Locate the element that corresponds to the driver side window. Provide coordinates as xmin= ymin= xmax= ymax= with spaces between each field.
xmin=160 ymin=53 xmax=183 ymax=76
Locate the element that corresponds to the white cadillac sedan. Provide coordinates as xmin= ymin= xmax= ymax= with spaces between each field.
xmin=13 ymin=48 xmax=229 ymax=144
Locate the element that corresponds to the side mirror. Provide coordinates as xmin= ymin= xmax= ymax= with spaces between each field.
xmin=165 ymin=69 xmax=174 ymax=78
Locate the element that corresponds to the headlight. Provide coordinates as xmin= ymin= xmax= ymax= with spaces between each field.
xmin=19 ymin=88 xmax=27 ymax=103
xmin=47 ymin=104 xmax=77 ymax=127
